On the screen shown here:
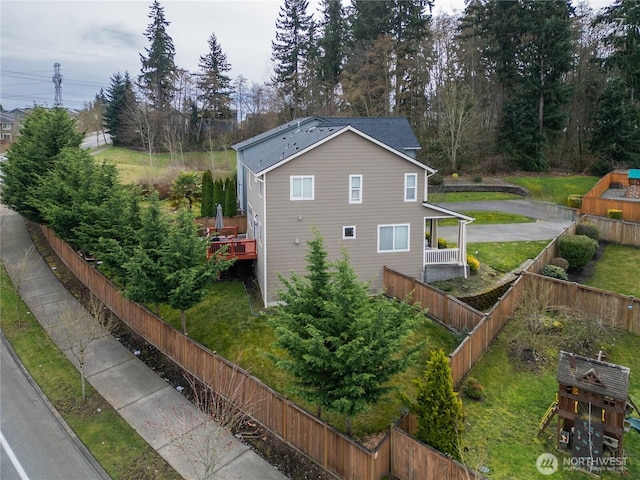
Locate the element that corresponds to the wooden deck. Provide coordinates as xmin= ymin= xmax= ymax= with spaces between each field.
xmin=206 ymin=227 xmax=257 ymax=261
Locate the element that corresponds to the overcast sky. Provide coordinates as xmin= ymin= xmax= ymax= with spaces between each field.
xmin=0 ymin=0 xmax=613 ymax=111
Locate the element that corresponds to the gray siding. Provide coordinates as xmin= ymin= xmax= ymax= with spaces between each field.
xmin=263 ymin=131 xmax=428 ymax=304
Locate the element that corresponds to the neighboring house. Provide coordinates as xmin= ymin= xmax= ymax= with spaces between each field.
xmin=233 ymin=116 xmax=473 ymax=306
xmin=0 ymin=111 xmax=21 ymax=148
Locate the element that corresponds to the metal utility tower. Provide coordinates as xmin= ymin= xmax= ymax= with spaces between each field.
xmin=52 ymin=63 xmax=63 ymax=107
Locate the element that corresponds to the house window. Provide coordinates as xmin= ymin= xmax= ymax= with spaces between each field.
xmin=343 ymin=226 xmax=356 ymax=239
xmin=2 ymin=123 xmax=11 ymax=130
xmin=603 ymin=396 xmax=616 ymax=408
xmin=349 ymin=175 xmax=362 ymax=204
xmin=290 ymin=175 xmax=314 ymax=200
xmin=2 ymin=133 xmax=10 ymax=140
xmin=258 ymin=178 xmax=263 ymax=198
xmin=378 ymin=224 xmax=409 ymax=252
xmin=405 ymin=173 xmax=417 ymax=201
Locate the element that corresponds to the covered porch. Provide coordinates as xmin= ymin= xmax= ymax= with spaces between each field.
xmin=422 ymin=203 xmax=474 ymax=282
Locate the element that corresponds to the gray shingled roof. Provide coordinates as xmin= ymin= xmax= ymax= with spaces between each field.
xmin=557 ymin=351 xmax=630 ymax=400
xmin=233 ymin=116 xmax=421 ymax=175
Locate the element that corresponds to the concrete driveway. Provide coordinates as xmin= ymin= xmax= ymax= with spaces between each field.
xmin=436 ymin=199 xmax=577 ymax=243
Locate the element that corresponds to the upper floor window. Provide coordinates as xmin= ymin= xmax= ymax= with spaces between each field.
xmin=290 ymin=175 xmax=314 ymax=200
xmin=405 ymin=173 xmax=417 ymax=202
xmin=378 ymin=224 xmax=410 ymax=252
xmin=349 ymin=175 xmax=362 ymax=204
xmin=1 ymin=123 xmax=11 ymax=130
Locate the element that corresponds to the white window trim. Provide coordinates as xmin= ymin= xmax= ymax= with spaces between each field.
xmin=377 ymin=224 xmax=410 ymax=253
xmin=343 ymin=226 xmax=356 ymax=239
xmin=349 ymin=174 xmax=362 ymax=204
xmin=290 ymin=175 xmax=314 ymax=201
xmin=404 ymin=173 xmax=418 ymax=202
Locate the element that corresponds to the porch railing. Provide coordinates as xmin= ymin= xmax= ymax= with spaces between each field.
xmin=424 ymin=247 xmax=460 ymax=265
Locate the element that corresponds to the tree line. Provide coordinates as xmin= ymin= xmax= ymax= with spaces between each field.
xmin=0 ymin=107 xmax=234 ymax=334
xmin=93 ymin=0 xmax=638 ymax=177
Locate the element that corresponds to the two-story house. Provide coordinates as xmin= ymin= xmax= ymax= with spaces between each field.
xmin=233 ymin=117 xmax=473 ymax=307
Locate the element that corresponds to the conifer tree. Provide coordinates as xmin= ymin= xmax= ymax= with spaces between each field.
xmin=271 ymin=0 xmax=314 ymax=118
xmin=162 ymin=209 xmax=234 ymax=334
xmin=271 ymin=232 xmax=422 ymax=435
xmin=412 ymin=349 xmax=464 ymax=460
xmin=104 ymin=72 xmax=138 ymax=147
xmin=223 ymin=175 xmax=236 ymax=217
xmin=139 ymin=0 xmax=176 ymax=111
xmin=0 ymin=107 xmax=83 ymax=222
xmin=201 ymin=170 xmax=214 ymax=217
xmin=197 ymin=32 xmax=233 ymax=120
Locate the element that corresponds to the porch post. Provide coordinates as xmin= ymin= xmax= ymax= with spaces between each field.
xmin=430 ymin=219 xmax=438 ymax=249
xmin=458 ymin=220 xmax=467 ymax=277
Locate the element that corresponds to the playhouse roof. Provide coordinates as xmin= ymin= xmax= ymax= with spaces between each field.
xmin=557 ymin=351 xmax=630 ymax=400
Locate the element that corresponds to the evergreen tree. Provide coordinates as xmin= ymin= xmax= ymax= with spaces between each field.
xmin=223 ymin=175 xmax=236 ymax=217
xmin=479 ymin=0 xmax=574 ymax=171
xmin=197 ymin=32 xmax=233 ymax=120
xmin=0 ymin=107 xmax=83 ymax=222
xmin=589 ymin=78 xmax=640 ymax=172
xmin=139 ymin=0 xmax=177 ymax=111
xmin=271 ymin=0 xmax=314 ymax=118
xmin=104 ymin=71 xmax=138 ymax=147
xmin=201 ymin=169 xmax=214 ymax=217
xmin=316 ymin=0 xmax=346 ymax=114
xmin=412 ymin=349 xmax=464 ymax=460
xmin=213 ymin=178 xmax=224 ymax=211
xmin=123 ymin=192 xmax=172 ymax=314
xmin=162 ymin=209 xmax=234 ymax=334
xmin=590 ymin=0 xmax=640 ymax=171
xmin=270 ymin=233 xmax=422 ymax=435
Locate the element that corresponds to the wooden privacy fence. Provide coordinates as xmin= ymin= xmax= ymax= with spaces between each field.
xmin=196 ymin=215 xmax=247 ymax=233
xmin=581 ymin=172 xmax=640 ymax=222
xmin=582 ymin=214 xmax=640 ymax=247
xmin=41 ymin=225 xmax=483 ymax=480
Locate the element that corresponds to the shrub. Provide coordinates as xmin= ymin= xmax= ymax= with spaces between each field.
xmin=462 ymin=377 xmax=485 ymax=401
xmin=576 ymin=221 xmax=600 ymax=241
xmin=472 ymin=175 xmax=483 ymax=183
xmin=541 ymin=264 xmax=569 ymax=281
xmin=550 ymin=257 xmax=570 ymax=272
xmin=467 ymin=254 xmax=480 ymax=274
xmin=607 ymin=209 xmax=622 ymax=220
xmin=438 ymin=237 xmax=448 ymax=249
xmin=567 ymin=194 xmax=582 ymax=208
xmin=452 ymin=172 xmax=459 ymax=179
xmin=558 ymin=235 xmax=598 ymax=269
xmin=430 ymin=172 xmax=444 ymax=186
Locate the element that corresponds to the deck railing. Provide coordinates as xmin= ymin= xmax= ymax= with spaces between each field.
xmin=424 ymin=247 xmax=460 ymax=265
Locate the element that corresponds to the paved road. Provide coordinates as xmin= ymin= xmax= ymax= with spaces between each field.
xmin=437 ymin=199 xmax=577 ymax=243
xmin=0 ymin=334 xmax=109 ymax=480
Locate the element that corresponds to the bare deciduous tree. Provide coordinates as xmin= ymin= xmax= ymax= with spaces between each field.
xmin=10 ymin=245 xmax=34 ymax=327
xmin=58 ymin=294 xmax=116 ymax=399
xmin=149 ymin=366 xmax=260 ymax=480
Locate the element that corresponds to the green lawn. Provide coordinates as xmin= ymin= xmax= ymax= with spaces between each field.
xmin=470 ymin=240 xmax=550 ymax=273
xmin=157 ymin=281 xmax=461 ymax=438
xmin=585 ymin=244 xmax=640 ymax=297
xmin=439 ymin=211 xmax=535 ymax=226
xmin=433 ymin=191 xmax=523 ymax=203
xmin=94 ymin=146 xmax=236 ymax=185
xmin=0 ymin=264 xmax=180 ymax=480
xmin=505 ymin=176 xmax=599 ymax=205
xmin=461 ymin=317 xmax=639 ymax=480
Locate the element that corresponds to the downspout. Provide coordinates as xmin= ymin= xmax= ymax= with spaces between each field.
xmin=259 ymin=173 xmax=268 ymax=307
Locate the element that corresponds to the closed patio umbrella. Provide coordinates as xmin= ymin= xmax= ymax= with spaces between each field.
xmin=215 ymin=203 xmax=224 ymax=232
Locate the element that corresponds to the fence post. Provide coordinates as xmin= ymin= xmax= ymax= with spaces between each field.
xmin=324 ymin=421 xmax=328 ymax=471
xmin=283 ymin=396 xmax=288 ymax=443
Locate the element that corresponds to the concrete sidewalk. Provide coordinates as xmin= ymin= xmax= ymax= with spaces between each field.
xmin=0 ymin=207 xmax=288 ymax=480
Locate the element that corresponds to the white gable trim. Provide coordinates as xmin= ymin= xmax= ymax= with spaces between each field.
xmin=423 ymin=202 xmax=475 ymax=222
xmin=256 ymin=125 xmax=435 ymax=176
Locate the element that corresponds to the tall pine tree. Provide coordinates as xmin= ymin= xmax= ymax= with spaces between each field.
xmin=139 ymin=0 xmax=177 ymax=111
xmin=271 ymin=0 xmax=314 ymax=119
xmin=197 ymin=32 xmax=233 ymax=122
xmin=104 ymin=71 xmax=138 ymax=147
